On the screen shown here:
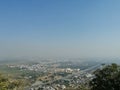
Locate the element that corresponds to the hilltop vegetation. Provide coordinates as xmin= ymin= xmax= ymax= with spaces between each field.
xmin=0 ymin=74 xmax=28 ymax=90
xmin=90 ymin=63 xmax=120 ymax=90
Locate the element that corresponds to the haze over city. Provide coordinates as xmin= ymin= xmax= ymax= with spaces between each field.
xmin=1 ymin=1 xmax=120 ymax=90
xmin=0 ymin=0 xmax=120 ymax=58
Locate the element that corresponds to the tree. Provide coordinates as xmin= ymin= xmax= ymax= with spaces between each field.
xmin=90 ymin=63 xmax=120 ymax=90
xmin=0 ymin=74 xmax=9 ymax=90
xmin=0 ymin=73 xmax=26 ymax=90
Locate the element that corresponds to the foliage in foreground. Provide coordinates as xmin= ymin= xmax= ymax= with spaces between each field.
xmin=90 ymin=63 xmax=120 ymax=90
xmin=0 ymin=74 xmax=28 ymax=90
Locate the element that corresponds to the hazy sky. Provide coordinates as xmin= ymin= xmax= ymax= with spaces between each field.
xmin=0 ymin=0 xmax=120 ymax=58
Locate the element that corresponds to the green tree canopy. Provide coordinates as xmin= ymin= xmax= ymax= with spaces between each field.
xmin=0 ymin=73 xmax=25 ymax=90
xmin=90 ymin=63 xmax=120 ymax=90
xmin=0 ymin=74 xmax=9 ymax=90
